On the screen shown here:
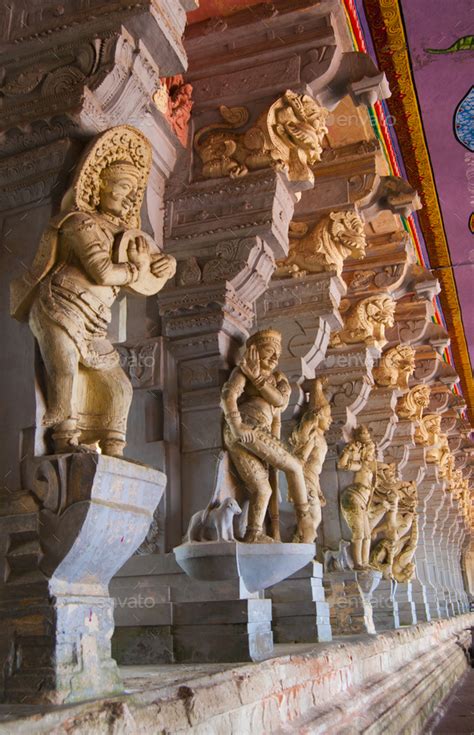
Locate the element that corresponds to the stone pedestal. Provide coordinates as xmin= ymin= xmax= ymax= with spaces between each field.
xmin=111 ymin=553 xmax=273 ymax=664
xmin=395 ymin=582 xmax=417 ymax=626
xmin=410 ymin=578 xmax=431 ymax=623
xmin=173 ymin=598 xmax=273 ymax=663
xmin=323 ymin=569 xmax=382 ymax=635
xmin=371 ymin=578 xmax=400 ymax=631
xmin=267 ymin=561 xmax=332 ymax=643
xmin=0 ymin=454 xmax=165 ymax=704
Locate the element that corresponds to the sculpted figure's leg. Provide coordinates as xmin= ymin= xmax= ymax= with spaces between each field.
xmin=341 ymin=491 xmax=369 ymax=569
xmin=96 ymin=365 xmax=133 ymax=457
xmin=238 ymin=430 xmax=316 ymax=543
xmin=29 ymin=303 xmax=80 ymax=450
xmin=226 ymin=443 xmax=273 ymax=543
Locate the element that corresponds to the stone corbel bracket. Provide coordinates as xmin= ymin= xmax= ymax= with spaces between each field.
xmin=257 ymin=272 xmax=345 ymax=370
xmin=385 ymin=298 xmax=449 ymax=350
xmin=357 ymin=175 xmax=422 ymax=222
xmin=185 ymin=0 xmax=389 ymax=111
xmin=342 ymin=235 xmax=413 ymax=298
xmin=316 ymin=344 xmax=378 ymax=444
xmin=413 ymin=345 xmax=459 ymax=387
xmin=0 ymin=2 xmax=195 ymax=138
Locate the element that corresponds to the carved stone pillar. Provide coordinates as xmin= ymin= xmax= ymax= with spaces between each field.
xmin=0 ymin=454 xmax=165 ymax=703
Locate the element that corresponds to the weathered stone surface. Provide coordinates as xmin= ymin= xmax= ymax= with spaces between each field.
xmin=0 ymin=454 xmax=166 ymax=704
xmin=0 ymin=614 xmax=472 ymax=734
xmin=174 ymin=542 xmax=316 ymax=593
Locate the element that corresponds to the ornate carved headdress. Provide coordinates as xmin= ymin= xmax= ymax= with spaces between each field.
xmin=246 ymin=329 xmax=282 ymax=351
xmin=71 ymin=125 xmax=152 ymax=228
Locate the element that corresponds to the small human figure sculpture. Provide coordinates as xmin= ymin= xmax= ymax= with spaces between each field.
xmin=221 ymin=329 xmax=316 ymax=544
xmin=11 ymin=125 xmax=176 ymax=457
xmin=338 ymin=425 xmax=377 ymax=570
xmin=289 ymin=377 xmax=332 ymax=538
xmin=185 ymin=497 xmax=243 ymax=543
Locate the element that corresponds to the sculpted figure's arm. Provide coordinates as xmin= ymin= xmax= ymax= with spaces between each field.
xmin=338 ymin=442 xmax=362 ymax=472
xmin=64 ymin=215 xmax=139 ymax=287
xmin=221 ymin=369 xmax=254 ymax=443
xmin=240 ymin=345 xmax=290 ymax=409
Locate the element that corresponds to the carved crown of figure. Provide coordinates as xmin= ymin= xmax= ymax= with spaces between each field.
xmin=373 ymin=344 xmax=416 ymax=389
xmin=71 ymin=125 xmax=152 ymax=228
xmin=396 ymin=384 xmax=431 ymax=420
xmin=246 ymin=328 xmax=282 ymax=351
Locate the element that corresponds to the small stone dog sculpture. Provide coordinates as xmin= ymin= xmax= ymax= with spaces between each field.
xmin=185 ymin=497 xmax=242 ymax=542
xmin=323 ymin=539 xmax=354 ymax=572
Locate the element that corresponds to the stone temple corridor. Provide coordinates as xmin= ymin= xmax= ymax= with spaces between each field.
xmin=0 ymin=1 xmax=472 ymax=733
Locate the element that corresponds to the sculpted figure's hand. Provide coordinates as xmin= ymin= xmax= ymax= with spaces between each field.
xmin=230 ymin=423 xmax=255 ymax=444
xmin=240 ymin=344 xmax=261 ymax=382
xmin=128 ymin=235 xmax=151 ymax=273
xmin=150 ymin=253 xmax=177 ymax=280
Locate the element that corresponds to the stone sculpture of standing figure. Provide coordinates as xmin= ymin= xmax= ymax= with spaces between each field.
xmin=289 ymin=378 xmax=332 ymax=538
xmin=11 ymin=125 xmax=176 ymax=457
xmin=221 ymin=329 xmax=316 ymax=544
xmin=338 ymin=425 xmax=377 ymax=570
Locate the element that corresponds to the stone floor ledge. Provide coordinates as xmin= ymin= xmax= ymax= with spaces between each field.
xmin=0 ymin=613 xmax=472 ymax=734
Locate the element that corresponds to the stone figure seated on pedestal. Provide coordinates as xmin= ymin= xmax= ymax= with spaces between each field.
xmin=11 ymin=125 xmax=176 ymax=457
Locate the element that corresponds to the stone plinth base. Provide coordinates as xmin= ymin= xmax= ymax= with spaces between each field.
xmin=395 ymin=582 xmax=417 ymax=625
xmin=372 ymin=578 xmax=400 ymax=631
xmin=267 ymin=561 xmax=332 ymax=643
xmin=323 ymin=569 xmax=382 ymax=635
xmin=173 ymin=599 xmax=273 ymax=663
xmin=2 ymin=614 xmax=473 ymax=734
xmin=0 ymin=454 xmax=166 ymax=704
xmin=111 ymin=553 xmax=272 ymax=664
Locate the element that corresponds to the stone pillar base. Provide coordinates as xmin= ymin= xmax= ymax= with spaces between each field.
xmin=410 ymin=580 xmax=431 ymax=623
xmin=173 ymin=599 xmax=273 ymax=663
xmin=267 ymin=562 xmax=332 ymax=643
xmin=372 ymin=579 xmax=400 ymax=631
xmin=323 ymin=569 xmax=382 ymax=635
xmin=111 ymin=553 xmax=274 ymax=664
xmin=0 ymin=454 xmax=165 ymax=704
xmin=395 ymin=582 xmax=417 ymax=626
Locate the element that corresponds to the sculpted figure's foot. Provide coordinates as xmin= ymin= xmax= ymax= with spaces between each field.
xmin=294 ymin=506 xmax=317 ymax=544
xmin=100 ymin=439 xmax=126 ymax=458
xmin=242 ymin=529 xmax=276 ymax=544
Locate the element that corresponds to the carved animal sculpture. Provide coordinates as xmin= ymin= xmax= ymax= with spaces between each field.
xmin=323 ymin=539 xmax=354 ymax=572
xmin=185 ymin=497 xmax=242 ymax=543
xmin=276 ymin=210 xmax=366 ymax=278
xmin=330 ymin=295 xmax=396 ymax=350
xmin=373 ymin=344 xmax=416 ymax=389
